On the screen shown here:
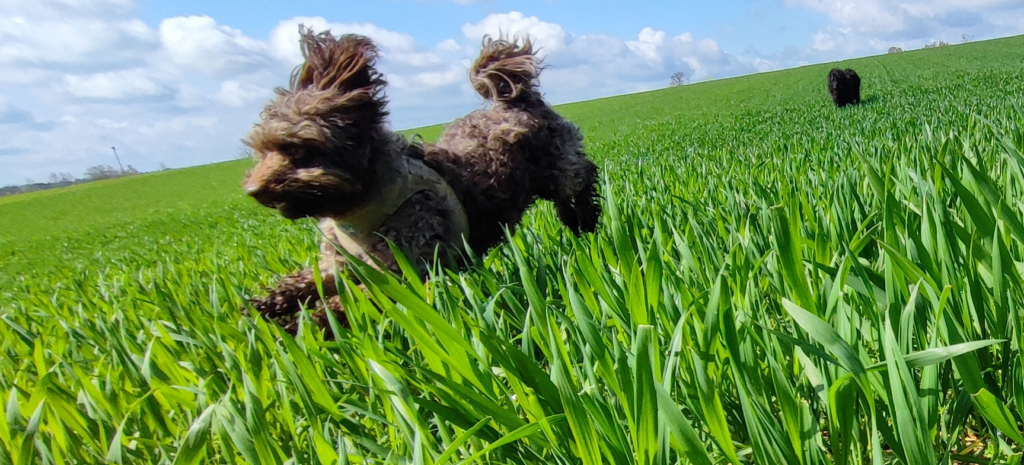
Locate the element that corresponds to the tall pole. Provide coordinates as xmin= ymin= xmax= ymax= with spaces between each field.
xmin=111 ymin=146 xmax=124 ymax=173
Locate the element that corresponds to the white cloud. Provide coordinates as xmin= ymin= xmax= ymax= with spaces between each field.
xmin=455 ymin=15 xmax=773 ymax=105
xmin=389 ymin=51 xmax=445 ymax=67
xmin=627 ymin=27 xmax=667 ymax=63
xmin=174 ymin=84 xmax=207 ymax=109
xmin=7 ymin=0 xmax=135 ymax=15
xmin=64 ymin=69 xmax=165 ymax=99
xmin=811 ymin=30 xmax=839 ymax=51
xmin=0 ymin=6 xmax=778 ymax=186
xmin=268 ymin=16 xmax=417 ymax=66
xmin=785 ymin=0 xmax=1024 ymax=54
xmin=461 ymin=11 xmax=569 ymax=56
xmin=553 ymin=26 xmax=765 ymax=92
xmin=787 ymin=0 xmax=905 ymax=34
xmin=390 ymin=65 xmax=465 ymax=90
xmin=159 ymin=16 xmax=268 ymax=75
xmin=262 ymin=15 xmax=471 ymax=113
xmin=0 ymin=0 xmax=156 ymax=70
xmin=0 ymin=16 xmax=157 ymax=67
xmin=436 ymin=38 xmax=465 ymax=53
xmin=216 ymin=80 xmax=268 ymax=107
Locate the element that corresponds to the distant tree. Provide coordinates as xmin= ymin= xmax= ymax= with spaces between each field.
xmin=924 ymin=40 xmax=950 ymax=49
xmin=961 ymin=34 xmax=973 ymax=43
xmin=84 ymin=165 xmax=121 ymax=181
xmin=25 ymin=178 xmax=34 ymax=185
xmin=669 ymin=71 xmax=686 ymax=87
xmin=59 ymin=172 xmax=76 ymax=182
xmin=124 ymin=165 xmax=140 ymax=175
xmin=888 ymin=46 xmax=903 ymax=54
xmin=48 ymin=173 xmax=59 ymax=183
xmin=159 ymin=162 xmax=169 ymax=171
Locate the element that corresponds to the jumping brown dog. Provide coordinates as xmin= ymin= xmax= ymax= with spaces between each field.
xmin=243 ymin=27 xmax=601 ymax=334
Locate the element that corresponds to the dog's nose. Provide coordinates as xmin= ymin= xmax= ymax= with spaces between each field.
xmin=245 ymin=183 xmax=270 ymax=202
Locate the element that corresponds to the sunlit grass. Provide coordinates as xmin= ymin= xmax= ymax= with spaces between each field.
xmin=2 ymin=35 xmax=1024 ymax=464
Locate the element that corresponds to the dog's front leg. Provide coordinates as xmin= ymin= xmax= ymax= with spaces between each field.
xmin=248 ymin=267 xmax=341 ymax=334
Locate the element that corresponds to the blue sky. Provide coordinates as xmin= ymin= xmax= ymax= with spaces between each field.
xmin=138 ymin=1 xmax=822 ymax=56
xmin=1 ymin=0 xmax=1022 ymax=186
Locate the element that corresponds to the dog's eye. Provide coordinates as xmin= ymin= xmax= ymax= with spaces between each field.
xmin=286 ymin=146 xmax=327 ymax=168
xmin=278 ymin=143 xmax=301 ymax=156
xmin=278 ymin=144 xmax=309 ymax=163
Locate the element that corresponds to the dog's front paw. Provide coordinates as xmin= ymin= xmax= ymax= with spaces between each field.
xmin=245 ymin=294 xmax=304 ymax=335
xmin=308 ymin=297 xmax=349 ymax=340
xmin=244 ymin=293 xmax=350 ymax=339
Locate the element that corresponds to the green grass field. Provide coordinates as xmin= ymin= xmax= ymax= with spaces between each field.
xmin=3 ymin=35 xmax=1024 ymax=464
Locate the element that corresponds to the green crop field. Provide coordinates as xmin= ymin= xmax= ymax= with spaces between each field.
xmin=3 ymin=34 xmax=1024 ymax=464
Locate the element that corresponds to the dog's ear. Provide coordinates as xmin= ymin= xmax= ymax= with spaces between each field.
xmin=286 ymin=26 xmax=388 ymax=124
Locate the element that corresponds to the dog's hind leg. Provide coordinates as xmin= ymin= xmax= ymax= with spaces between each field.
xmin=554 ymin=158 xmax=602 ymax=235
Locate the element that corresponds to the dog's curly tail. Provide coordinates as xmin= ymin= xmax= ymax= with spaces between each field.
xmin=470 ymin=35 xmax=541 ymax=102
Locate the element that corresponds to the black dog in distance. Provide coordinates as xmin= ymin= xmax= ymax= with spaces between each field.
xmin=827 ymin=68 xmax=861 ymax=107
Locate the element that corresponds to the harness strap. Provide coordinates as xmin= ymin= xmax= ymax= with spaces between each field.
xmin=330 ymin=157 xmax=469 ymax=266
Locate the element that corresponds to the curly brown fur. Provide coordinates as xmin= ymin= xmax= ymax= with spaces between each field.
xmin=470 ymin=36 xmax=541 ymax=102
xmin=828 ymin=68 xmax=861 ymax=108
xmin=243 ymin=29 xmax=601 ymax=336
xmin=425 ymin=35 xmax=602 ymax=251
